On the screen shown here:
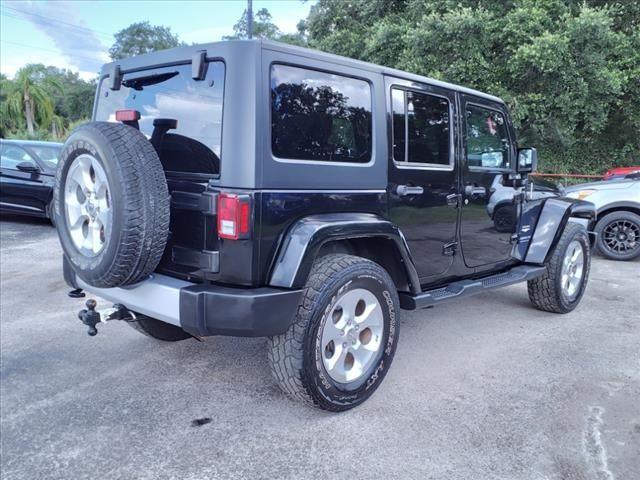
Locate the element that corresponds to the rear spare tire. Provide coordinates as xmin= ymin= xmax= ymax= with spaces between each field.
xmin=54 ymin=122 xmax=170 ymax=288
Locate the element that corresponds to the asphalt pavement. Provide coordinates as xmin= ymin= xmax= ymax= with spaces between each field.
xmin=1 ymin=214 xmax=638 ymax=480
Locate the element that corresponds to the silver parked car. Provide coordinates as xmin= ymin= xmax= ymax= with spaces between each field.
xmin=565 ymin=175 xmax=640 ymax=260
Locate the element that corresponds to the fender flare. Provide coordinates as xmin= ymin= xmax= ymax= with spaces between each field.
xmin=524 ymin=197 xmax=595 ymax=264
xmin=594 ymin=200 xmax=640 ymax=217
xmin=268 ymin=213 xmax=421 ymax=294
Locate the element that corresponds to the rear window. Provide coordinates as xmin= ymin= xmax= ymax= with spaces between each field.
xmin=270 ymin=64 xmax=372 ymax=163
xmin=95 ymin=62 xmax=224 ymax=176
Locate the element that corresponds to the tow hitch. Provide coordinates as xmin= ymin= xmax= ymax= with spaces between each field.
xmin=78 ymin=299 xmax=135 ymax=336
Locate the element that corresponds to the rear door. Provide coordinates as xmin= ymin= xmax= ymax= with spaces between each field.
xmin=386 ymin=77 xmax=459 ymax=281
xmin=459 ymin=95 xmax=518 ymax=268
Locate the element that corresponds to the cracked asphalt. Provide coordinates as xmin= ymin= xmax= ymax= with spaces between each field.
xmin=1 ymin=214 xmax=639 ymax=480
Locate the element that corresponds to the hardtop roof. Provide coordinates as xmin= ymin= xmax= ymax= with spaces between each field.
xmin=101 ymin=39 xmax=504 ymax=104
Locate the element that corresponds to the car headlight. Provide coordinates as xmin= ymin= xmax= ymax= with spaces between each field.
xmin=566 ymin=189 xmax=596 ymax=200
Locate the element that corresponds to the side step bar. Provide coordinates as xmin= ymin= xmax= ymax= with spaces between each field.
xmin=399 ymin=265 xmax=546 ymax=310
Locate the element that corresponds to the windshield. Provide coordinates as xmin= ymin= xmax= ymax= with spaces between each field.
xmin=95 ymin=62 xmax=225 ymax=176
xmin=30 ymin=145 xmax=62 ymax=168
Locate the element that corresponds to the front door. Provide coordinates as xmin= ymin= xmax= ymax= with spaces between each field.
xmin=0 ymin=143 xmax=49 ymax=215
xmin=459 ymin=95 xmax=517 ymax=268
xmin=387 ymin=77 xmax=459 ymax=281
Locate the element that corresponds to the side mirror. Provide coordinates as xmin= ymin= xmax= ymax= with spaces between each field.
xmin=16 ymin=161 xmax=40 ymax=173
xmin=517 ymin=147 xmax=537 ymax=173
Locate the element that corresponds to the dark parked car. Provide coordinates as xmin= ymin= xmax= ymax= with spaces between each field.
xmin=0 ymin=139 xmax=62 ymax=222
xmin=55 ymin=40 xmax=595 ymax=411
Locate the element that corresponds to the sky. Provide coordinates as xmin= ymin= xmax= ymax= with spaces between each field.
xmin=0 ymin=0 xmax=316 ymax=80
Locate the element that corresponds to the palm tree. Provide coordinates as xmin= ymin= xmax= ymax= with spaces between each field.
xmin=4 ymin=65 xmax=62 ymax=136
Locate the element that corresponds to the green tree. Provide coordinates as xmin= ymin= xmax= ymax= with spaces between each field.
xmin=304 ymin=0 xmax=640 ymax=173
xmin=40 ymin=66 xmax=96 ymax=121
xmin=3 ymin=65 xmax=62 ymax=136
xmin=224 ymin=8 xmax=280 ymax=40
xmin=109 ymin=21 xmax=183 ymax=60
xmin=224 ymin=7 xmax=308 ymax=46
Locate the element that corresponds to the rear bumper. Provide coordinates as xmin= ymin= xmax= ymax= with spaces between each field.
xmin=63 ymin=256 xmax=302 ymax=337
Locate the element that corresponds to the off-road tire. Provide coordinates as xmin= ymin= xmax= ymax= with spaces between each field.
xmin=54 ymin=122 xmax=170 ymax=288
xmin=528 ymin=222 xmax=591 ymax=313
xmin=126 ymin=315 xmax=192 ymax=342
xmin=593 ymin=211 xmax=640 ymax=261
xmin=267 ymin=254 xmax=400 ymax=412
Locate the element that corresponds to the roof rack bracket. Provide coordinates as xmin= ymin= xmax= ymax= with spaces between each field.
xmin=108 ymin=64 xmax=122 ymax=91
xmin=192 ymin=50 xmax=208 ymax=81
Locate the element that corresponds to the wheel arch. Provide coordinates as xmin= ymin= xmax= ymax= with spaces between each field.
xmin=595 ymin=202 xmax=640 ymax=224
xmin=523 ymin=197 xmax=596 ymax=264
xmin=268 ymin=213 xmax=420 ymax=294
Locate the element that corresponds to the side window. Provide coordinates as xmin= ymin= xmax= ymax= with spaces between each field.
xmin=391 ymin=88 xmax=451 ymax=166
xmin=271 ymin=64 xmax=372 ymax=163
xmin=465 ymin=105 xmax=511 ymax=169
xmin=0 ymin=145 xmax=37 ymax=170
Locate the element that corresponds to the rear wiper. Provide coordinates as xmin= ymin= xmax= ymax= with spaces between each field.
xmin=122 ymin=71 xmax=178 ymax=91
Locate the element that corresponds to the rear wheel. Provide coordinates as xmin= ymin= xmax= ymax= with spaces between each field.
xmin=528 ymin=222 xmax=591 ymax=313
xmin=268 ymin=254 xmax=400 ymax=411
xmin=594 ymin=211 xmax=640 ymax=261
xmin=126 ymin=315 xmax=192 ymax=342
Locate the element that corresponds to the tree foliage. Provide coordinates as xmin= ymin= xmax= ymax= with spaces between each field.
xmin=109 ymin=21 xmax=183 ymax=60
xmin=224 ymin=7 xmax=308 ymax=46
xmin=1 ymin=65 xmax=95 ymax=140
xmin=2 ymin=65 xmax=62 ymax=137
xmin=305 ymin=0 xmax=640 ymax=173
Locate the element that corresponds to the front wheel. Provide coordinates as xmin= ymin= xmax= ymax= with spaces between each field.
xmin=528 ymin=222 xmax=591 ymax=313
xmin=268 ymin=254 xmax=400 ymax=412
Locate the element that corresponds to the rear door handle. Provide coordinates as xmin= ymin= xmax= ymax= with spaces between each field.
xmin=396 ymin=185 xmax=424 ymax=197
xmin=464 ymin=185 xmax=486 ymax=198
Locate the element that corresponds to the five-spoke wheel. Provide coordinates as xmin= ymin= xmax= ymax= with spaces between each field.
xmin=64 ymin=154 xmax=112 ymax=256
xmin=320 ymin=288 xmax=384 ymax=384
xmin=560 ymin=240 xmax=585 ymax=302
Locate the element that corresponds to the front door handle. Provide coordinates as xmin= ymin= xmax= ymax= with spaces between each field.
xmin=464 ymin=185 xmax=486 ymax=198
xmin=396 ymin=185 xmax=424 ymax=197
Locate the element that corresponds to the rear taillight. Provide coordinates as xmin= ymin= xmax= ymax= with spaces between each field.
xmin=115 ymin=109 xmax=140 ymax=122
xmin=217 ymin=193 xmax=251 ymax=240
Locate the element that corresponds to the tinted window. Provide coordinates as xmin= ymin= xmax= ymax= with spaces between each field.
xmin=95 ymin=62 xmax=224 ymax=175
xmin=392 ymin=89 xmax=451 ymax=166
xmin=271 ymin=65 xmax=372 ymax=163
xmin=0 ymin=145 xmax=37 ymax=170
xmin=465 ymin=105 xmax=511 ymax=169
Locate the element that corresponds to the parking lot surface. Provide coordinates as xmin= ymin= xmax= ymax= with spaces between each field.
xmin=1 ymin=215 xmax=638 ymax=480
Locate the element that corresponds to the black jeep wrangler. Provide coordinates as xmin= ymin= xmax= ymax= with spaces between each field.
xmin=55 ymin=40 xmax=595 ymax=411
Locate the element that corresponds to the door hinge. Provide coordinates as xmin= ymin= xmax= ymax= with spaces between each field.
xmin=442 ymin=241 xmax=458 ymax=256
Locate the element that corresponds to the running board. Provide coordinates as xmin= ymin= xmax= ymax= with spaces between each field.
xmin=399 ymin=265 xmax=546 ymax=310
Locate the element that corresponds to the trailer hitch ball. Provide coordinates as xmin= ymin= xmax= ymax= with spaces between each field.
xmin=78 ymin=299 xmax=101 ymax=336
